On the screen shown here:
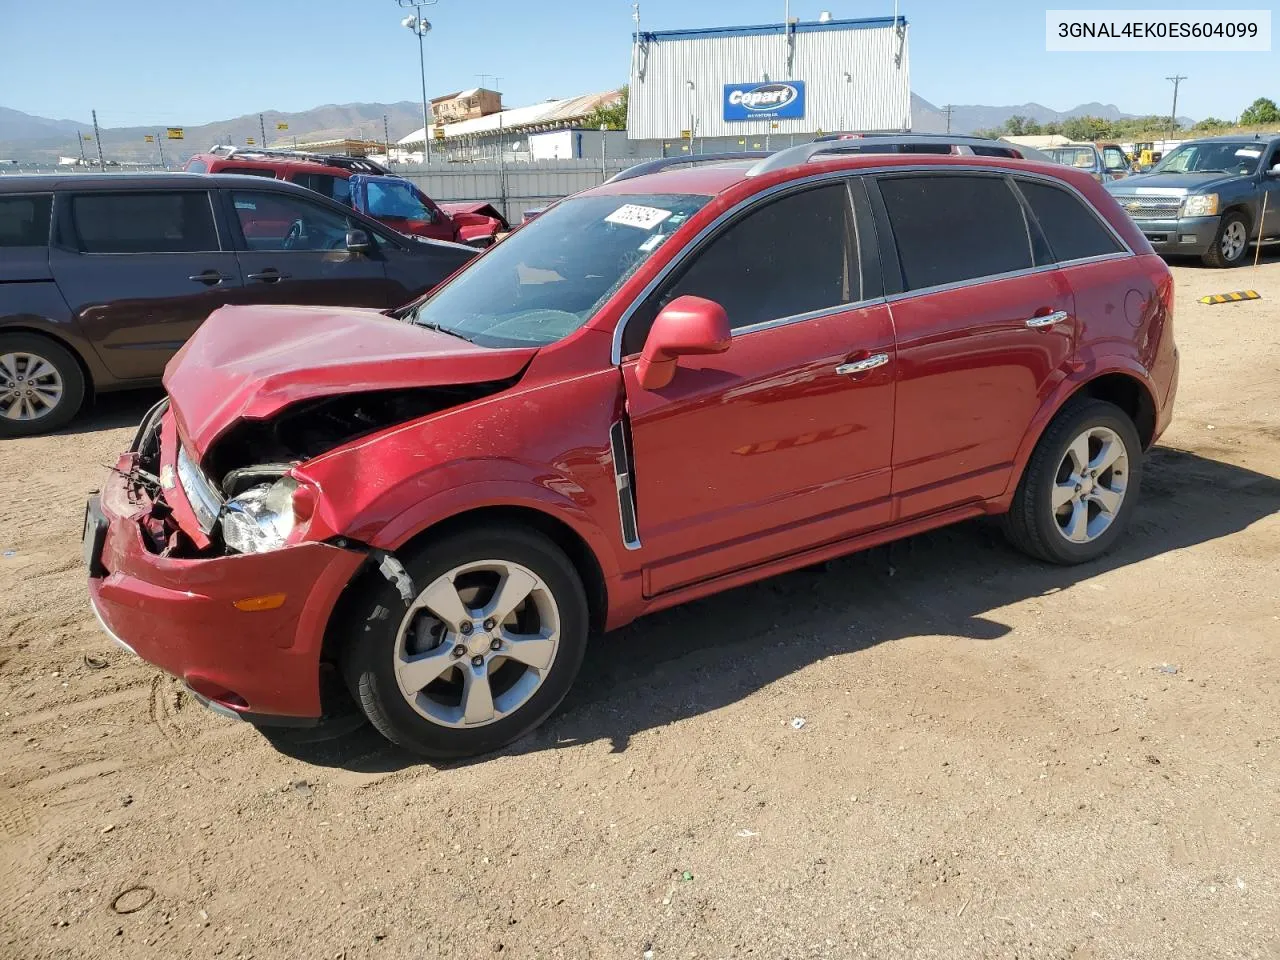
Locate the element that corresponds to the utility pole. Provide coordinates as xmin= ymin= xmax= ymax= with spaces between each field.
xmin=399 ymin=0 xmax=439 ymax=164
xmin=495 ymin=75 xmax=507 ymax=222
xmin=91 ymin=109 xmax=105 ymax=169
xmin=77 ymin=131 xmax=87 ymax=164
xmin=383 ymin=114 xmax=391 ymax=161
xmin=1166 ymin=75 xmax=1187 ymax=143
xmin=943 ymin=104 xmax=954 ymax=134
xmin=156 ymin=132 xmax=166 ymax=169
xmin=259 ymin=113 xmax=268 ymax=149
xmin=601 ymin=123 xmax=608 ymax=180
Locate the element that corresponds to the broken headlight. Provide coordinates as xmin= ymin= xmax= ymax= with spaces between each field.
xmin=222 ymin=476 xmax=311 ymax=555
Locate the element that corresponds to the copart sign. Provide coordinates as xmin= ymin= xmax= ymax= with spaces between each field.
xmin=723 ymin=81 xmax=806 ymax=121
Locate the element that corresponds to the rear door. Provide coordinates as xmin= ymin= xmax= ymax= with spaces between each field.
xmin=620 ymin=179 xmax=897 ymax=595
xmin=222 ymin=187 xmax=399 ymax=308
xmin=868 ymin=171 xmax=1076 ymax=520
xmin=351 ymin=174 xmax=457 ymax=242
xmin=48 ymin=188 xmax=244 ymax=381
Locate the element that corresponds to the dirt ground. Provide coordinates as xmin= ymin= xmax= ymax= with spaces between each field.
xmin=2 ymin=255 xmax=1279 ymax=960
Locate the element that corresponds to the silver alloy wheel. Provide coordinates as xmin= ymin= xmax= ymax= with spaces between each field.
xmin=1220 ymin=219 xmax=1247 ymax=262
xmin=393 ymin=559 xmax=561 ymax=729
xmin=0 ymin=352 xmax=64 ymax=422
xmin=1052 ymin=425 xmax=1129 ymax=544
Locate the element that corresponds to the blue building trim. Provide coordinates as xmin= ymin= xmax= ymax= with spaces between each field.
xmin=635 ymin=17 xmax=906 ymax=43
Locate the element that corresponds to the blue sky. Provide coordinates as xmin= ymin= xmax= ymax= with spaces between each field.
xmin=1 ymin=0 xmax=1274 ymax=126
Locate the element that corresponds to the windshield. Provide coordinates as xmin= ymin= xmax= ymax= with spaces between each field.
xmin=1044 ymin=147 xmax=1098 ymax=170
xmin=1152 ymin=142 xmax=1263 ymax=175
xmin=405 ymin=193 xmax=709 ymax=348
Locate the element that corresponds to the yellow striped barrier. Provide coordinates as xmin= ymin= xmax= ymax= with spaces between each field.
xmin=1197 ymin=290 xmax=1261 ymax=305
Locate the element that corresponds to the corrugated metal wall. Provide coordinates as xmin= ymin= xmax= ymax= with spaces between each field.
xmin=397 ymin=158 xmax=659 ymax=223
xmin=628 ymin=22 xmax=911 ymax=140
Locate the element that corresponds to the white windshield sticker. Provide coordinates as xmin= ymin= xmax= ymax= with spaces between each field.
xmin=1236 ymin=148 xmax=1262 ymax=158
xmin=605 ymin=203 xmax=673 ymax=230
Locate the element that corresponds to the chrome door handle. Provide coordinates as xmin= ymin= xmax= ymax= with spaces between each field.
xmin=836 ymin=353 xmax=890 ymax=375
xmin=1025 ymin=310 xmax=1070 ymax=329
xmin=246 ymin=270 xmax=291 ymax=282
xmin=188 ymin=271 xmax=232 ymax=285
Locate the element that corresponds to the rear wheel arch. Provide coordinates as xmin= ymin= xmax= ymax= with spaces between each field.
xmin=0 ymin=323 xmax=97 ymax=396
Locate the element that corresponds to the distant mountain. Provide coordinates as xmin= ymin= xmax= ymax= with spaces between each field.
xmin=0 ymin=106 xmax=89 ymax=144
xmin=911 ymin=95 xmax=1192 ymax=135
xmin=0 ymin=102 xmax=426 ymax=163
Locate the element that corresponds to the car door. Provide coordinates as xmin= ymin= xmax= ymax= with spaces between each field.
xmin=867 ymin=171 xmax=1076 ymax=520
xmin=48 ymin=188 xmax=245 ymax=381
xmin=1261 ymin=140 xmax=1280 ymax=238
xmin=351 ymin=174 xmax=457 ymax=242
xmin=222 ymin=187 xmax=399 ymax=308
xmin=619 ymin=179 xmax=897 ymax=596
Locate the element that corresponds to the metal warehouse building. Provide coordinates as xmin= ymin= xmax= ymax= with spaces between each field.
xmin=628 ymin=15 xmax=910 ymax=152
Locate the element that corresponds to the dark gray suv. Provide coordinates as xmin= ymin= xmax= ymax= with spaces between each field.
xmin=0 ymin=173 xmax=475 ymax=436
xmin=1106 ymin=134 xmax=1280 ymax=267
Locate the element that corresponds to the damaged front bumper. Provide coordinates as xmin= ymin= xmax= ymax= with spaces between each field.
xmin=85 ymin=403 xmax=367 ymax=723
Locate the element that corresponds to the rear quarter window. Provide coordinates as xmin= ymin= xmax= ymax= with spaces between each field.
xmin=876 ymin=174 xmax=1033 ymax=291
xmin=1017 ymin=179 xmax=1123 ymax=263
xmin=0 ymin=195 xmax=53 ymax=247
xmin=185 ymin=159 xmax=208 ymax=174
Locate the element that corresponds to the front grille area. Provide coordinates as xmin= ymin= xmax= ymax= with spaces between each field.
xmin=1116 ymin=196 xmax=1183 ymax=220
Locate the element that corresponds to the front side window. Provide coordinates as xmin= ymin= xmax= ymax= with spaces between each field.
xmin=406 ymin=193 xmax=709 ymax=348
xmin=0 ymin=195 xmax=53 ymax=248
xmin=1152 ymin=142 xmax=1263 ymax=176
xmin=877 ymin=174 xmax=1033 ymax=291
xmin=1102 ymin=146 xmax=1128 ymax=171
xmin=1018 ymin=179 xmax=1123 ymax=263
xmin=70 ymin=192 xmax=218 ymax=254
xmin=365 ymin=179 xmax=434 ymax=221
xmin=622 ymin=183 xmax=856 ymax=355
xmin=231 ymin=190 xmax=354 ymax=251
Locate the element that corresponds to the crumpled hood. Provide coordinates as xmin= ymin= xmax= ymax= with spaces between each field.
xmin=1107 ymin=171 xmax=1238 ymax=195
xmin=163 ymin=304 xmax=536 ymax=456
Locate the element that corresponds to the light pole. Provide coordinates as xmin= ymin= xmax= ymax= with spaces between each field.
xmin=398 ymin=0 xmax=439 ymax=163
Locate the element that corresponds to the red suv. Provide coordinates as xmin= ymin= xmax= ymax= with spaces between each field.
xmin=185 ymin=147 xmax=508 ymax=247
xmin=86 ymin=145 xmax=1178 ymax=760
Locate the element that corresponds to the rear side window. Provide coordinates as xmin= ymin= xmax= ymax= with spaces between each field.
xmin=70 ymin=192 xmax=219 ymax=254
xmin=185 ymin=159 xmax=208 ymax=174
xmin=293 ymin=172 xmax=353 ymax=207
xmin=1018 ymin=179 xmax=1123 ymax=263
xmin=970 ymin=145 xmax=1018 ymax=158
xmin=877 ymin=175 xmax=1032 ymax=291
xmin=623 ymin=183 xmax=856 ymax=353
xmin=0 ymin=195 xmax=52 ymax=247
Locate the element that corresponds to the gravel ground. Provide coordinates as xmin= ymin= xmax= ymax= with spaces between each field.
xmin=2 ymin=256 xmax=1279 ymax=960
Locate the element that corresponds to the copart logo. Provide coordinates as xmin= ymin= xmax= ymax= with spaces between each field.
xmin=727 ymin=83 xmax=799 ymax=111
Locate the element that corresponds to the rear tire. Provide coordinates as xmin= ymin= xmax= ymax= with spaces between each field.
xmin=1001 ymin=399 xmax=1143 ymax=565
xmin=0 ymin=333 xmax=86 ymax=437
xmin=341 ymin=525 xmax=589 ymax=760
xmin=1201 ymin=211 xmax=1251 ymax=268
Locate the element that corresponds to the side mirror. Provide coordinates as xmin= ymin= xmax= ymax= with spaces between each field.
xmin=636 ymin=295 xmax=732 ymax=390
xmin=346 ymin=229 xmax=372 ymax=253
xmin=1268 ymin=163 xmax=1280 ymax=177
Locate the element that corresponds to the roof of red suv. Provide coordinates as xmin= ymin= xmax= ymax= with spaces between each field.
xmin=589 ymin=152 xmax=1101 ymax=198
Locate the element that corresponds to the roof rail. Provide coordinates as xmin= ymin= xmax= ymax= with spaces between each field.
xmin=745 ymin=135 xmax=1019 ymax=177
xmin=606 ymin=152 xmax=771 ymax=184
xmin=203 ymin=144 xmax=391 ymax=175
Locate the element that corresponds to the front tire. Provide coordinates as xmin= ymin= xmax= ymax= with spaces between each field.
xmin=342 ymin=525 xmax=589 ymax=760
xmin=1201 ymin=211 xmax=1251 ymax=268
xmin=0 ymin=333 xmax=86 ymax=437
xmin=1002 ymin=399 xmax=1143 ymax=565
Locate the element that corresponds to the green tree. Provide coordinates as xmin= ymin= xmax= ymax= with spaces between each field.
xmin=1024 ymin=118 xmax=1043 ymax=135
xmin=1240 ymin=97 xmax=1280 ymax=125
xmin=1043 ymin=121 xmax=1062 ymax=136
xmin=1061 ymin=115 xmax=1114 ymax=142
xmin=1192 ymin=116 xmax=1231 ymax=132
xmin=1004 ymin=115 xmax=1027 ymax=135
xmin=584 ymin=86 xmax=628 ymax=130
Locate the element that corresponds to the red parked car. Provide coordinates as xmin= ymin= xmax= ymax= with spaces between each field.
xmin=87 ymin=145 xmax=1178 ymax=759
xmin=185 ymin=147 xmax=509 ymax=247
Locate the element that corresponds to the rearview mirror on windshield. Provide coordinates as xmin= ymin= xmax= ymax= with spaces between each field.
xmin=636 ymin=295 xmax=732 ymax=390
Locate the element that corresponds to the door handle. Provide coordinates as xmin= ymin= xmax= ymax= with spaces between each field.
xmin=188 ymin=271 xmax=232 ymax=285
xmin=246 ymin=269 xmax=291 ymax=283
xmin=835 ymin=353 xmax=890 ymax=376
xmin=1025 ymin=310 xmax=1070 ymax=329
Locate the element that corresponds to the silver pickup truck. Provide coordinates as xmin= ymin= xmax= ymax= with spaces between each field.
xmin=1106 ymin=134 xmax=1280 ymax=267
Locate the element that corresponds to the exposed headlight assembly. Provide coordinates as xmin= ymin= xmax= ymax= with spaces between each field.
xmin=176 ymin=445 xmax=222 ymax=534
xmin=222 ymin=476 xmax=313 ymax=555
xmin=1181 ymin=193 xmax=1219 ymax=217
